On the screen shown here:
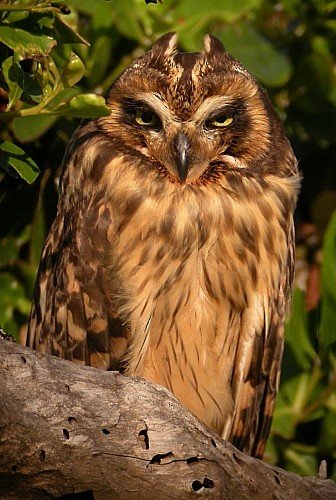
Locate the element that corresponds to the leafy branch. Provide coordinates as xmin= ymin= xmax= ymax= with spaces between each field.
xmin=0 ymin=0 xmax=110 ymax=182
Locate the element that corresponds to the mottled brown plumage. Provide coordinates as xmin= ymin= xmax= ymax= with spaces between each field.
xmin=27 ymin=33 xmax=300 ymax=458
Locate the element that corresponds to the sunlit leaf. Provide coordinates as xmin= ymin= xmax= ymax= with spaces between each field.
xmin=0 ymin=14 xmax=56 ymax=57
xmin=45 ymin=87 xmax=81 ymax=110
xmin=1 ymin=10 xmax=29 ymax=24
xmin=61 ymin=53 xmax=85 ymax=87
xmin=12 ymin=88 xmax=82 ymax=142
xmin=52 ymin=93 xmax=110 ymax=118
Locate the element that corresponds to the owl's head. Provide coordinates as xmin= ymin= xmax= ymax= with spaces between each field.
xmin=101 ymin=33 xmax=293 ymax=184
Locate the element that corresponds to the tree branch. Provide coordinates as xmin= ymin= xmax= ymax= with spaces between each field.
xmin=0 ymin=340 xmax=335 ymax=499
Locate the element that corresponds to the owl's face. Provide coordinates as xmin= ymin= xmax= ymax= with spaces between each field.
xmin=100 ymin=33 xmax=292 ymax=184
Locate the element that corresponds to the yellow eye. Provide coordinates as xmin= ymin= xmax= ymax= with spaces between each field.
xmin=209 ymin=115 xmax=233 ymax=128
xmin=135 ymin=109 xmax=157 ymax=126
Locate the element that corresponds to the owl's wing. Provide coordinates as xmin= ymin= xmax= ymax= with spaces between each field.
xmin=27 ymin=212 xmax=128 ymax=370
xmin=27 ymin=126 xmax=129 ymax=370
xmin=227 ymin=222 xmax=295 ymax=458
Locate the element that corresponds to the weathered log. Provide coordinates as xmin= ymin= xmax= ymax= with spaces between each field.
xmin=0 ymin=340 xmax=335 ymax=499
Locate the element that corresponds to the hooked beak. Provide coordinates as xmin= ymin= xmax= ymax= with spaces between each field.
xmin=174 ymin=131 xmax=191 ymax=182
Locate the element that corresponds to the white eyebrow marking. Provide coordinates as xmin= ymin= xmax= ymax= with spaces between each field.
xmin=132 ymin=92 xmax=180 ymax=123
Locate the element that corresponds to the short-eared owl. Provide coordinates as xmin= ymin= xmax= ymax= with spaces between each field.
xmin=27 ymin=33 xmax=300 ymax=458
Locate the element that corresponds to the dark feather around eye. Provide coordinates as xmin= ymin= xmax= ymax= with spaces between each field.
xmin=204 ymin=99 xmax=247 ymax=131
xmin=122 ymin=99 xmax=162 ymax=131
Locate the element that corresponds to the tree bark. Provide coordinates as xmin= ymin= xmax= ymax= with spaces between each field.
xmin=0 ymin=340 xmax=335 ymax=500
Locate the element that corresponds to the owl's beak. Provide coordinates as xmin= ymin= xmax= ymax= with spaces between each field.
xmin=174 ymin=131 xmax=190 ymax=182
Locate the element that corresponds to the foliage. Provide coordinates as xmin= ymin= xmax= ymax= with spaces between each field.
xmin=0 ymin=0 xmax=336 ymax=479
xmin=266 ymin=215 xmax=336 ymax=478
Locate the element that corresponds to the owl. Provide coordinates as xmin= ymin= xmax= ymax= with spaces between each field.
xmin=27 ymin=33 xmax=300 ymax=458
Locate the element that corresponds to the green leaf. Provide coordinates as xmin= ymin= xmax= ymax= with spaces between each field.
xmin=53 ymin=15 xmax=89 ymax=45
xmin=35 ymin=13 xmax=55 ymax=30
xmin=1 ymin=10 xmax=30 ymax=24
xmin=0 ymin=14 xmax=56 ymax=58
xmin=284 ymin=445 xmax=319 ymax=476
xmin=6 ymin=57 xmax=44 ymax=105
xmin=41 ymin=87 xmax=81 ymax=114
xmin=61 ymin=53 xmax=85 ymax=87
xmin=0 ymin=141 xmax=40 ymax=183
xmin=270 ymin=390 xmax=297 ymax=439
xmin=0 ymin=225 xmax=30 ymax=268
xmin=174 ymin=0 xmax=262 ymax=30
xmin=45 ymin=86 xmax=81 ymax=110
xmin=13 ymin=114 xmax=58 ymax=142
xmin=319 ymin=210 xmax=336 ymax=357
xmin=29 ymin=179 xmax=48 ymax=267
xmin=291 ymin=53 xmax=333 ymax=113
xmin=0 ymin=273 xmax=31 ymax=316
xmin=284 ymin=289 xmax=317 ymax=370
xmin=318 ymin=408 xmax=336 ymax=454
xmin=325 ymin=19 xmax=336 ymax=32
xmin=213 ymin=22 xmax=292 ymax=87
xmin=168 ymin=0 xmax=261 ymax=51
xmin=2 ymin=56 xmax=24 ymax=110
xmin=0 ymin=237 xmax=21 ymax=268
xmin=264 ymin=435 xmax=279 ymax=465
xmin=0 ymin=272 xmax=31 ymax=335
xmin=12 ymin=88 xmax=81 ymax=142
xmin=280 ymin=372 xmax=311 ymax=415
xmin=39 ymin=55 xmax=61 ymax=100
xmin=65 ymin=0 xmax=109 ymax=17
xmin=53 ymin=93 xmax=110 ymax=118
xmin=85 ymin=36 xmax=113 ymax=88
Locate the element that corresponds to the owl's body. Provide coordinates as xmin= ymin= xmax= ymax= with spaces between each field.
xmin=27 ymin=34 xmax=299 ymax=457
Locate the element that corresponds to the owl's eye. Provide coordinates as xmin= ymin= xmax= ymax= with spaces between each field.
xmin=135 ymin=109 xmax=158 ymax=126
xmin=207 ymin=114 xmax=234 ymax=129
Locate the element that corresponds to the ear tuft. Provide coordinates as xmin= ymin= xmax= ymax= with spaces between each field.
xmin=150 ymin=32 xmax=178 ymax=58
xmin=203 ymin=35 xmax=226 ymax=57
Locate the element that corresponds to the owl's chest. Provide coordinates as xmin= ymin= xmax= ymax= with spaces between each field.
xmin=117 ymin=189 xmax=246 ymax=431
xmin=117 ymin=182 xmax=228 ymax=252
xmin=110 ymin=177 xmax=287 ymax=317
xmin=113 ymin=187 xmax=224 ymax=278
